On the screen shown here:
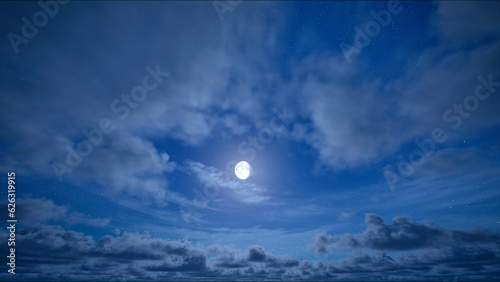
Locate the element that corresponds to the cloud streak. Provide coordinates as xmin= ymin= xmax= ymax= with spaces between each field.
xmin=185 ymin=160 xmax=270 ymax=205
xmin=14 ymin=198 xmax=111 ymax=227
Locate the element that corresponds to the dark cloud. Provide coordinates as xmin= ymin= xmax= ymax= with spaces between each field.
xmin=144 ymin=255 xmax=207 ymax=272
xmin=1 ymin=224 xmax=204 ymax=264
xmin=15 ymin=198 xmax=67 ymax=223
xmin=246 ymin=245 xmax=299 ymax=268
xmin=94 ymin=235 xmax=174 ymax=261
xmin=0 ymin=219 xmax=499 ymax=280
xmin=11 ymin=224 xmax=95 ymax=265
xmin=310 ymin=232 xmax=361 ymax=254
xmin=311 ymin=213 xmax=500 ymax=253
xmin=362 ymin=213 xmax=444 ymax=250
xmin=248 ymin=245 xmax=266 ymax=262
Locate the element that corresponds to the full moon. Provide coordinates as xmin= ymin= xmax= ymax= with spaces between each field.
xmin=235 ymin=161 xmax=251 ymax=180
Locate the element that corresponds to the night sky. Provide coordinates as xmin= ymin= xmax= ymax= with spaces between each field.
xmin=1 ymin=1 xmax=500 ymax=281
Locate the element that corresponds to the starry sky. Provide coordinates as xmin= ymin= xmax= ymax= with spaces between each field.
xmin=1 ymin=0 xmax=500 ymax=280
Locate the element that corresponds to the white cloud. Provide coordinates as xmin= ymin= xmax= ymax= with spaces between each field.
xmin=185 ymin=160 xmax=270 ymax=204
xmin=286 ymin=1 xmax=500 ymax=170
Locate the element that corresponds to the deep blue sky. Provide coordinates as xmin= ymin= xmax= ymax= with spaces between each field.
xmin=1 ymin=1 xmax=500 ymax=280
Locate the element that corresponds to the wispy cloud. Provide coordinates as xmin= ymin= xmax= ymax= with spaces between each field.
xmin=184 ymin=160 xmax=270 ymax=204
xmin=16 ymin=198 xmax=111 ymax=227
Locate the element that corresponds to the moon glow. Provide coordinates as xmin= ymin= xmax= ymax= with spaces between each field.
xmin=235 ymin=161 xmax=251 ymax=180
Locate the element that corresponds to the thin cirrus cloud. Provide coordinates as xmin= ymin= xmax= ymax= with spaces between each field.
xmin=184 ymin=160 xmax=270 ymax=205
xmin=13 ymin=198 xmax=111 ymax=227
